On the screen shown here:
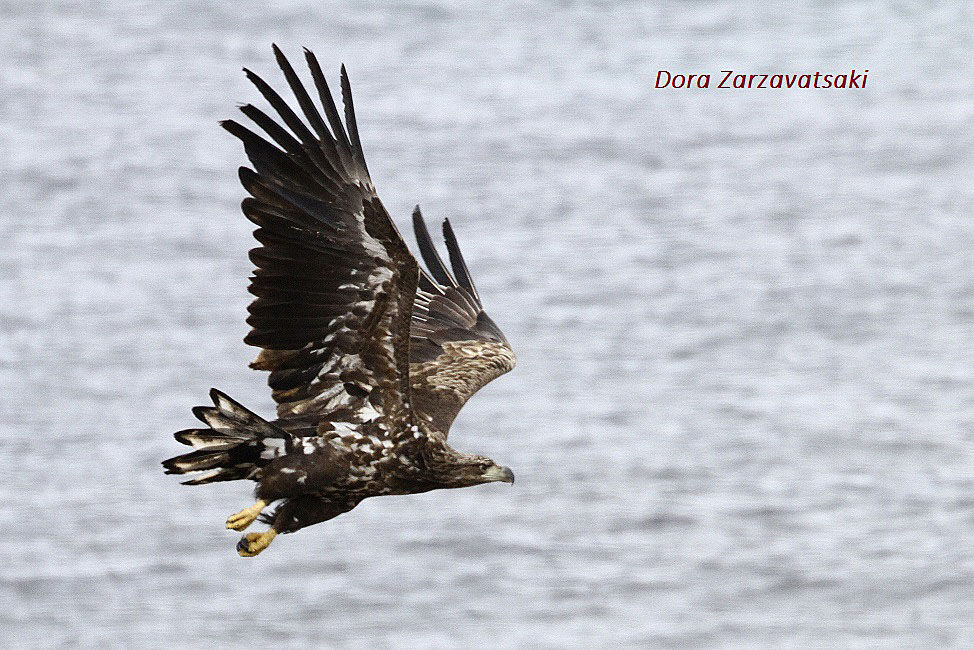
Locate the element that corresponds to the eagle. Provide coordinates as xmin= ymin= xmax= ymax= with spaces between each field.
xmin=162 ymin=45 xmax=516 ymax=557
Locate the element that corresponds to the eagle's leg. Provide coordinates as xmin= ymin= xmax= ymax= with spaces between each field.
xmin=237 ymin=528 xmax=277 ymax=557
xmin=225 ymin=499 xmax=267 ymax=531
xmin=235 ymin=496 xmax=361 ymax=557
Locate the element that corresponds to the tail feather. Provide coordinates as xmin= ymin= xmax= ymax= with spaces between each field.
xmin=162 ymin=389 xmax=292 ymax=485
xmin=191 ymin=388 xmax=285 ymax=437
xmin=180 ymin=469 xmax=239 ymax=486
xmin=173 ymin=429 xmax=242 ymax=449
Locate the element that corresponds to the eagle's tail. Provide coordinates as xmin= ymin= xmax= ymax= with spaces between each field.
xmin=162 ymin=388 xmax=292 ymax=485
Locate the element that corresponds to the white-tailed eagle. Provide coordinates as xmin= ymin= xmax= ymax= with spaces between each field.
xmin=163 ymin=45 xmax=515 ymax=557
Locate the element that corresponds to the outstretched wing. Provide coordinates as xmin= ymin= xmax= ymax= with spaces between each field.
xmin=409 ymin=209 xmax=516 ymax=434
xmin=222 ymin=45 xmax=417 ymax=433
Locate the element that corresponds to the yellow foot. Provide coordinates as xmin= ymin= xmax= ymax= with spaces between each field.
xmin=237 ymin=529 xmax=277 ymax=557
xmin=226 ymin=500 xmax=267 ymax=531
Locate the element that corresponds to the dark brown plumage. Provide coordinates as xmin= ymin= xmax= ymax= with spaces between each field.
xmin=162 ymin=45 xmax=516 ymax=556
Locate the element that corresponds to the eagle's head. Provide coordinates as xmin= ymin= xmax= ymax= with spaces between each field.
xmin=425 ymin=446 xmax=515 ymax=488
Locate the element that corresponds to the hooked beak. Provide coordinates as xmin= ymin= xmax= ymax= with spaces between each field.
xmin=483 ymin=465 xmax=515 ymax=484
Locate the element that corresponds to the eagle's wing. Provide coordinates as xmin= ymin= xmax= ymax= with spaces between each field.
xmin=223 ymin=46 xmax=418 ymax=432
xmin=408 ymin=210 xmax=516 ymax=434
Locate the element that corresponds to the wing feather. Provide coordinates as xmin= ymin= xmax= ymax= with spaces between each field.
xmin=412 ymin=206 xmax=455 ymax=288
xmin=225 ymin=46 xmax=417 ymax=434
xmin=225 ymin=46 xmax=512 ymax=441
xmin=441 ymin=219 xmax=480 ymax=301
xmin=408 ymin=209 xmax=515 ymax=434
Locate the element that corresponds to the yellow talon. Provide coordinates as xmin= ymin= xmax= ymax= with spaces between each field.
xmin=226 ymin=500 xmax=267 ymax=531
xmin=237 ymin=529 xmax=277 ymax=557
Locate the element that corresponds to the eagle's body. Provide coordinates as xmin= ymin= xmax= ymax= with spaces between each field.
xmin=162 ymin=46 xmax=516 ymax=556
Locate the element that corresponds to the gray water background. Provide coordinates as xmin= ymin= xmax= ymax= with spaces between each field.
xmin=1 ymin=1 xmax=971 ymax=646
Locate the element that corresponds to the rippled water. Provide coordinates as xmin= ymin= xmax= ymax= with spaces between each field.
xmin=1 ymin=1 xmax=971 ymax=646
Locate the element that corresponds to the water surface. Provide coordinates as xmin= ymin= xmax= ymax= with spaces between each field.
xmin=1 ymin=1 xmax=971 ymax=646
